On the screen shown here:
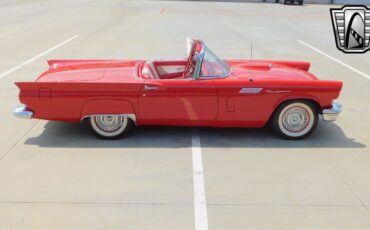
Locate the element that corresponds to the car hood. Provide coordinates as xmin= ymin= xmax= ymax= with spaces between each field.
xmin=36 ymin=60 xmax=141 ymax=82
xmin=226 ymin=60 xmax=318 ymax=81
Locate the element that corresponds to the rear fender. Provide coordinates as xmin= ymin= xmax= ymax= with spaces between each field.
xmin=15 ymin=82 xmax=53 ymax=119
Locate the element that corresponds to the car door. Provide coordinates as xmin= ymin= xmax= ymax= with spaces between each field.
xmin=138 ymin=78 xmax=217 ymax=125
xmin=213 ymin=77 xmax=273 ymax=127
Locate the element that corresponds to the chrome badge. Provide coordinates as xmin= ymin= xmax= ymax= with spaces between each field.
xmin=331 ymin=5 xmax=370 ymax=53
xmin=239 ymin=87 xmax=263 ymax=94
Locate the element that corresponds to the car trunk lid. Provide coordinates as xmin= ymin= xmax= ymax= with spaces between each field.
xmin=36 ymin=60 xmax=141 ymax=82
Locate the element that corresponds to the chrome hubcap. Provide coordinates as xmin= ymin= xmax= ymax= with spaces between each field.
xmin=94 ymin=115 xmax=124 ymax=132
xmin=282 ymin=106 xmax=310 ymax=133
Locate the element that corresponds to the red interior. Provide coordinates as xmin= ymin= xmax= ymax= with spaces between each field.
xmin=139 ymin=60 xmax=187 ymax=79
xmin=139 ymin=40 xmax=203 ymax=80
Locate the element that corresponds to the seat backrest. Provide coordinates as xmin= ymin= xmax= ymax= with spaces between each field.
xmin=142 ymin=61 xmax=160 ymax=79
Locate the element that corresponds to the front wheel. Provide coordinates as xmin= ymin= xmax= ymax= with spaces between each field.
xmin=272 ymin=101 xmax=318 ymax=140
xmin=87 ymin=115 xmax=134 ymax=139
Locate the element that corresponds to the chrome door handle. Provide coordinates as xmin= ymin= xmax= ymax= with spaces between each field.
xmin=144 ymin=85 xmax=160 ymax=91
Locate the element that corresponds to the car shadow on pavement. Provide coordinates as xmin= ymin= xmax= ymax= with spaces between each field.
xmin=24 ymin=120 xmax=366 ymax=149
xmin=199 ymin=121 xmax=366 ymax=149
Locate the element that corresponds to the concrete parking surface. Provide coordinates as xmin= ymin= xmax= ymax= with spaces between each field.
xmin=1 ymin=1 xmax=370 ymax=229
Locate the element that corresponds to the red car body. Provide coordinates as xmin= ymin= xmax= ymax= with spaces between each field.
xmin=14 ymin=40 xmax=343 ymax=139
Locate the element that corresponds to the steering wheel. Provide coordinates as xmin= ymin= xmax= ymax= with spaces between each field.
xmin=183 ymin=43 xmax=197 ymax=78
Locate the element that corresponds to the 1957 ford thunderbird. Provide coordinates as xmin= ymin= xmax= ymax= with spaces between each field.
xmin=14 ymin=39 xmax=343 ymax=140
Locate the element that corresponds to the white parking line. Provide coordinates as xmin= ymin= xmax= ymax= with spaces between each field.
xmin=297 ymin=40 xmax=370 ymax=80
xmin=192 ymin=129 xmax=209 ymax=230
xmin=0 ymin=35 xmax=79 ymax=79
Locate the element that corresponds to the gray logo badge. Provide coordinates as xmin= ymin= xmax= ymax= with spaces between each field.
xmin=330 ymin=5 xmax=370 ymax=53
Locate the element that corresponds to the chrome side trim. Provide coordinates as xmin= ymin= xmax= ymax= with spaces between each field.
xmin=239 ymin=87 xmax=263 ymax=94
xmin=13 ymin=106 xmax=33 ymax=119
xmin=144 ymin=85 xmax=160 ymax=91
xmin=265 ymin=90 xmax=291 ymax=94
xmin=81 ymin=114 xmax=137 ymax=125
xmin=322 ymin=102 xmax=342 ymax=122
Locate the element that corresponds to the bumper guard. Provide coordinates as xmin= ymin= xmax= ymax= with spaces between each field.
xmin=322 ymin=102 xmax=342 ymax=122
xmin=13 ymin=106 xmax=33 ymax=119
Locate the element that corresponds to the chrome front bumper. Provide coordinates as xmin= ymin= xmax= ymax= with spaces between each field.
xmin=13 ymin=106 xmax=33 ymax=119
xmin=322 ymin=102 xmax=342 ymax=122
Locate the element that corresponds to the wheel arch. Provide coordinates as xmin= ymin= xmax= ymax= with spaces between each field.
xmin=267 ymin=97 xmax=322 ymax=124
xmin=80 ymin=99 xmax=137 ymax=125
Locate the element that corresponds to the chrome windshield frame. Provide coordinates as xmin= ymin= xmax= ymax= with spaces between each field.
xmin=192 ymin=41 xmax=230 ymax=80
xmin=192 ymin=42 xmax=205 ymax=80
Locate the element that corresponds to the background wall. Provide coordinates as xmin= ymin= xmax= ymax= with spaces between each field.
xmin=333 ymin=0 xmax=370 ymax=4
xmin=257 ymin=0 xmax=370 ymax=3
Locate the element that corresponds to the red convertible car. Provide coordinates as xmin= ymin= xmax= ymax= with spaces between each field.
xmin=14 ymin=39 xmax=342 ymax=140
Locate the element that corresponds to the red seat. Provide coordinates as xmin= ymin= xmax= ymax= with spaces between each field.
xmin=141 ymin=61 xmax=159 ymax=79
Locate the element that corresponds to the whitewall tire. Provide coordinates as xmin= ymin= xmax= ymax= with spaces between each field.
xmin=88 ymin=115 xmax=134 ymax=139
xmin=272 ymin=101 xmax=318 ymax=140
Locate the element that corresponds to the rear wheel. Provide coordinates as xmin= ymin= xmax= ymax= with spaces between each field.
xmin=272 ymin=101 xmax=318 ymax=140
xmin=88 ymin=115 xmax=134 ymax=139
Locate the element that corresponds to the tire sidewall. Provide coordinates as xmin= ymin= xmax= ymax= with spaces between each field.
xmin=88 ymin=115 xmax=134 ymax=140
xmin=272 ymin=100 xmax=318 ymax=140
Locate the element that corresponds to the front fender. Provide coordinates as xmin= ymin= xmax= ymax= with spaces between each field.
xmin=273 ymin=94 xmax=322 ymax=111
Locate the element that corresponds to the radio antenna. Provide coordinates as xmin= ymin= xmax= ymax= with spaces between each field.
xmin=251 ymin=42 xmax=253 ymax=62
xmin=250 ymin=42 xmax=253 ymax=78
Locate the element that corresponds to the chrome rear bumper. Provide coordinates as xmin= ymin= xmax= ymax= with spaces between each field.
xmin=13 ymin=106 xmax=33 ymax=119
xmin=322 ymin=102 xmax=342 ymax=122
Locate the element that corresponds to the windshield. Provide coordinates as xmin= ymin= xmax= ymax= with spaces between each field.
xmin=199 ymin=44 xmax=229 ymax=78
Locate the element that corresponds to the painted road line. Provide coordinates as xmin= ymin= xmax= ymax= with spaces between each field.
xmin=297 ymin=40 xmax=370 ymax=80
xmin=192 ymin=129 xmax=209 ymax=230
xmin=0 ymin=35 xmax=79 ymax=79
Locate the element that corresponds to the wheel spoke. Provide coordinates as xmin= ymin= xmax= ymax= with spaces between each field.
xmin=94 ymin=115 xmax=125 ymax=133
xmin=282 ymin=106 xmax=310 ymax=133
xmin=277 ymin=102 xmax=315 ymax=138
